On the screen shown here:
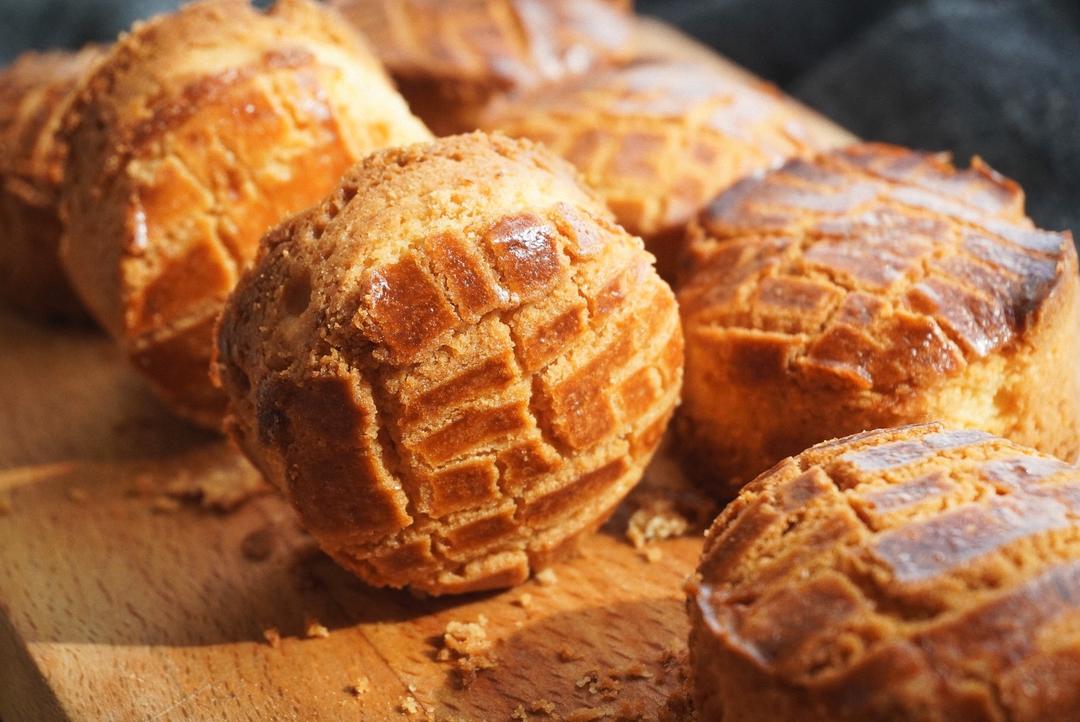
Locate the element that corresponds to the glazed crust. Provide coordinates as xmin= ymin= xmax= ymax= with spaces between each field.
xmin=690 ymin=423 xmax=1080 ymax=722
xmin=678 ymin=143 xmax=1080 ymax=498
xmin=216 ymin=133 xmax=682 ymax=594
xmin=481 ymin=58 xmax=838 ymax=278
xmin=329 ymin=0 xmax=635 ymax=135
xmin=0 ymin=46 xmax=102 ymax=320
xmin=59 ymin=0 xmax=431 ymax=428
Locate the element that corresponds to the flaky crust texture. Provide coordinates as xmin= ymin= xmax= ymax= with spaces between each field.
xmin=690 ymin=423 xmax=1080 ymax=722
xmin=0 ymin=46 xmax=102 ymax=319
xmin=678 ymin=143 xmax=1080 ymax=496
xmin=481 ymin=59 xmax=835 ymax=277
xmin=329 ymin=0 xmax=635 ymax=135
xmin=217 ymin=133 xmax=683 ymax=594
xmin=58 ymin=0 xmax=431 ymax=428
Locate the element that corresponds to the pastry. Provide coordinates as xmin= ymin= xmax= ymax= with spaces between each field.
xmin=59 ymin=0 xmax=431 ymax=428
xmin=678 ymin=142 xmax=1080 ymax=498
xmin=481 ymin=58 xmax=839 ymax=279
xmin=0 ymin=46 xmax=102 ymax=320
xmin=689 ymin=422 xmax=1080 ymax=722
xmin=216 ymin=133 xmax=682 ymax=594
xmin=328 ymin=0 xmax=635 ymax=135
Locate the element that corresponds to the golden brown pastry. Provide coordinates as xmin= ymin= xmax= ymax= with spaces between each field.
xmin=689 ymin=422 xmax=1080 ymax=722
xmin=216 ymin=133 xmax=682 ymax=595
xmin=678 ymin=142 xmax=1080 ymax=498
xmin=328 ymin=0 xmax=635 ymax=135
xmin=59 ymin=0 xmax=431 ymax=428
xmin=481 ymin=58 xmax=839 ymax=279
xmin=0 ymin=46 xmax=102 ymax=320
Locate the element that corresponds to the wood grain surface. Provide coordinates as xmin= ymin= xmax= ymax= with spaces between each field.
xmin=0 ymin=21 xmax=853 ymax=722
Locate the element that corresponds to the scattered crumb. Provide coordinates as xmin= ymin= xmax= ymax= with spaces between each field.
xmin=163 ymin=464 xmax=271 ymax=512
xmin=576 ymin=671 xmax=598 ymax=689
xmin=557 ymin=646 xmax=584 ymax=662
xmin=611 ymin=662 xmax=653 ymax=680
xmin=513 ymin=592 xmax=533 ymax=609
xmin=399 ymin=695 xmax=421 ymax=715
xmin=151 ymin=495 xmax=181 ymax=514
xmin=564 ymin=706 xmax=616 ymax=722
xmin=241 ymin=527 xmax=276 ymax=561
xmin=535 ymin=568 xmax=558 ymax=587
xmin=263 ymin=627 xmax=282 ymax=648
xmin=439 ymin=616 xmax=496 ymax=687
xmin=625 ymin=499 xmax=689 ymax=552
xmin=641 ymin=546 xmax=663 ymax=563
xmin=528 ymin=699 xmax=556 ymax=716
xmin=347 ymin=676 xmax=370 ymax=697
xmin=66 ymin=487 xmax=88 ymax=503
xmin=511 ymin=705 xmax=528 ymax=721
xmin=305 ymin=617 xmax=330 ymax=639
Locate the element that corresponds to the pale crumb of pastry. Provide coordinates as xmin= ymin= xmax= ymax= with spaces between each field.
xmin=440 ymin=616 xmax=495 ymax=688
xmin=399 ymin=695 xmax=421 ymax=715
xmin=163 ymin=465 xmax=271 ymax=512
xmin=535 ymin=568 xmax=558 ymax=587
xmin=263 ymin=627 xmax=282 ymax=648
xmin=611 ymin=662 xmax=653 ymax=680
xmin=347 ymin=676 xmax=370 ymax=697
xmin=513 ymin=592 xmax=533 ymax=608
xmin=640 ymin=546 xmax=663 ymax=563
xmin=625 ymin=499 xmax=689 ymax=550
xmin=576 ymin=671 xmax=598 ymax=689
xmin=528 ymin=699 xmax=556 ymax=716
xmin=511 ymin=705 xmax=528 ymax=721
xmin=305 ymin=617 xmax=330 ymax=639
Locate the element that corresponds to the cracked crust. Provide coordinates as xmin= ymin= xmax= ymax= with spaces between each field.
xmin=689 ymin=422 xmax=1080 ymax=722
xmin=0 ymin=45 xmax=103 ymax=320
xmin=216 ymin=133 xmax=682 ymax=594
xmin=678 ymin=143 xmax=1080 ymax=497
xmin=481 ymin=58 xmax=839 ymax=279
xmin=58 ymin=0 xmax=431 ymax=428
xmin=329 ymin=0 xmax=634 ymax=135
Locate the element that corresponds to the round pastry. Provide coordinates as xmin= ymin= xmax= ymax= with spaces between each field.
xmin=59 ymin=0 xmax=432 ymax=429
xmin=481 ymin=58 xmax=840 ymax=279
xmin=0 ymin=46 xmax=102 ymax=320
xmin=216 ymin=133 xmax=682 ymax=594
xmin=328 ymin=0 xmax=635 ymax=136
xmin=678 ymin=142 xmax=1080 ymax=498
xmin=689 ymin=422 xmax=1080 ymax=722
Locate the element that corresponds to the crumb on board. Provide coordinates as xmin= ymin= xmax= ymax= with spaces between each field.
xmin=163 ymin=466 xmax=271 ymax=512
xmin=305 ymin=617 xmax=330 ymax=639
xmin=438 ymin=615 xmax=496 ymax=688
xmin=535 ymin=568 xmax=558 ymax=586
xmin=263 ymin=627 xmax=282 ymax=648
xmin=399 ymin=695 xmax=421 ymax=715
xmin=511 ymin=705 xmax=528 ymax=721
xmin=347 ymin=676 xmax=370 ymax=697
xmin=66 ymin=487 xmax=88 ymax=503
xmin=641 ymin=546 xmax=663 ymax=563
xmin=625 ymin=499 xmax=689 ymax=551
xmin=513 ymin=592 xmax=533 ymax=609
xmin=564 ymin=706 xmax=616 ymax=722
xmin=557 ymin=646 xmax=584 ymax=663
xmin=529 ymin=699 xmax=556 ymax=716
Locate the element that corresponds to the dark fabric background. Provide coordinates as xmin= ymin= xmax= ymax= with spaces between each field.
xmin=2 ymin=0 xmax=1078 ymax=234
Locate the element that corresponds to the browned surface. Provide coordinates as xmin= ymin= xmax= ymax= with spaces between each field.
xmin=679 ymin=143 xmax=1080 ymax=496
xmin=0 ymin=46 xmax=102 ymax=320
xmin=690 ymin=423 xmax=1080 ymax=722
xmin=59 ymin=0 xmax=431 ymax=429
xmin=330 ymin=0 xmax=635 ymax=135
xmin=217 ymin=133 xmax=682 ymax=595
xmin=0 ymin=307 xmax=697 ymax=722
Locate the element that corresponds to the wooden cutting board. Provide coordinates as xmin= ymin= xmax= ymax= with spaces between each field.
xmin=0 ymin=21 xmax=853 ymax=722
